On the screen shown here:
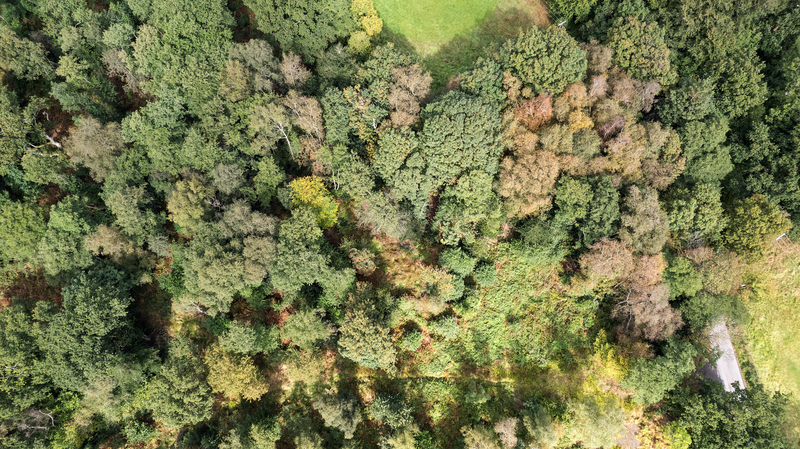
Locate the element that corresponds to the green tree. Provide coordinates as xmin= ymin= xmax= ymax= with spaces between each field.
xmin=243 ymin=0 xmax=354 ymax=62
xmin=581 ymin=176 xmax=620 ymax=246
xmin=461 ymin=424 xmax=502 ymax=449
xmin=338 ymin=283 xmax=396 ymax=372
xmin=607 ymin=16 xmax=675 ymax=85
xmin=280 ymin=309 xmax=331 ymax=351
xmin=679 ymin=117 xmax=733 ymax=184
xmin=205 ymin=344 xmax=269 ymax=401
xmin=621 ymin=339 xmax=697 ymax=405
xmin=678 ymin=383 xmax=788 ymax=449
xmin=36 ymin=196 xmax=95 ymax=282
xmin=0 ymin=305 xmax=52 ymax=422
xmin=663 ymin=256 xmax=703 ymax=299
xmin=313 ymin=389 xmax=363 ymax=439
xmin=522 ymin=402 xmax=558 ymax=448
xmin=619 ymin=185 xmax=669 ymax=255
xmin=724 ymin=194 xmax=791 ymax=258
xmin=419 ymin=91 xmax=504 ymax=191
xmin=0 ymin=197 xmax=46 ymax=265
xmin=147 ymin=356 xmax=214 ymax=430
xmin=438 ymin=247 xmax=477 ymax=277
xmin=0 ymin=87 xmax=45 ymax=176
xmin=503 ymin=26 xmax=587 ymax=95
xmin=219 ymin=320 xmax=278 ymax=355
xmin=33 ymin=267 xmax=142 ymax=392
xmin=567 ymin=395 xmax=626 ymax=448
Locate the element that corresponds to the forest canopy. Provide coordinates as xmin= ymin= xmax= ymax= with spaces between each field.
xmin=0 ymin=0 xmax=798 ymax=448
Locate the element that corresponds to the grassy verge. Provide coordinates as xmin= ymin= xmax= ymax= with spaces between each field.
xmin=740 ymin=244 xmax=800 ymax=445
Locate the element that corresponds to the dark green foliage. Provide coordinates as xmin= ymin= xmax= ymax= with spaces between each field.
xmin=438 ymin=247 xmax=477 ymax=277
xmin=0 ymin=305 xmax=52 ymax=421
xmin=218 ymin=320 xmax=278 ymax=355
xmin=34 ymin=266 xmax=145 ymax=393
xmin=146 ymin=355 xmax=214 ymax=430
xmin=244 ymin=0 xmax=354 ymax=62
xmin=0 ymin=87 xmax=46 ymax=176
xmin=680 ymin=292 xmax=749 ymax=331
xmin=419 ymin=91 xmax=504 ymax=189
xmin=522 ymin=402 xmax=558 ymax=448
xmin=724 ymin=194 xmax=792 ymax=259
xmin=460 ymin=57 xmax=506 ymax=105
xmin=679 ymin=116 xmax=733 ymax=184
xmin=0 ymin=196 xmax=46 ymax=265
xmin=663 ymin=256 xmax=703 ymax=299
xmin=503 ymin=26 xmax=587 ymax=95
xmin=607 ymin=16 xmax=675 ymax=85
xmin=474 ymin=263 xmax=497 ymax=288
xmin=677 ymin=382 xmax=789 ymax=449
xmin=658 ymin=77 xmax=717 ymax=126
xmin=554 ymin=176 xmax=592 ymax=223
xmin=312 ymin=389 xmax=363 ymax=439
xmin=621 ymin=339 xmax=697 ymax=405
xmin=580 ymin=176 xmax=620 ymax=246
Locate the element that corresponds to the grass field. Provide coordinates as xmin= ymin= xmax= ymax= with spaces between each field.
xmin=374 ymin=0 xmax=550 ymax=89
xmin=740 ymin=243 xmax=800 ymax=444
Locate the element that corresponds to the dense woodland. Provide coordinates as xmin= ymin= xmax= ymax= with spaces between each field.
xmin=0 ymin=0 xmax=799 ymax=448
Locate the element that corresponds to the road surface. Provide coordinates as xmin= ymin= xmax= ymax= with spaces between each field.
xmin=702 ymin=320 xmax=746 ymax=392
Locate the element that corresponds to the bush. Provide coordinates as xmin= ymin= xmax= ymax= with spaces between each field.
xmin=474 ymin=263 xmax=497 ymax=287
xmin=402 ymin=330 xmax=423 ymax=351
xmin=367 ymin=394 xmax=414 ymax=429
xmin=123 ymin=421 xmax=155 ymax=444
xmin=202 ymin=315 xmax=231 ymax=336
xmin=439 ymin=247 xmax=477 ymax=277
xmin=219 ymin=320 xmax=278 ymax=355
xmin=429 ymin=316 xmax=459 ymax=340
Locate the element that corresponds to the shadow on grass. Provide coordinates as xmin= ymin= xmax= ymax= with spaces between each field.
xmin=381 ymin=5 xmax=545 ymax=91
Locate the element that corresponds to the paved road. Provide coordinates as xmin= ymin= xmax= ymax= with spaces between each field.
xmin=704 ymin=320 xmax=746 ymax=392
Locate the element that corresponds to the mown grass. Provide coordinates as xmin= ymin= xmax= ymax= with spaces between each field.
xmin=740 ymin=244 xmax=800 ymax=445
xmin=373 ymin=0 xmax=500 ymax=44
xmin=376 ymin=0 xmax=551 ymax=90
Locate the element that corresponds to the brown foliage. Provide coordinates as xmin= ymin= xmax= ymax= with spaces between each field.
xmin=631 ymin=254 xmax=666 ymax=288
xmin=580 ymin=238 xmax=635 ymax=283
xmin=598 ymin=115 xmax=625 ymax=141
xmin=503 ymin=71 xmax=522 ymax=103
xmin=701 ymin=250 xmax=743 ymax=295
xmin=279 ymin=52 xmax=310 ymax=87
xmin=588 ymin=74 xmax=610 ymax=100
xmin=391 ymin=64 xmax=432 ymax=98
xmin=514 ymin=93 xmax=552 ymax=132
xmin=563 ymin=82 xmax=589 ymax=109
xmin=494 ymin=417 xmax=519 ymax=448
xmin=499 ymin=150 xmax=560 ymax=218
xmin=582 ymin=40 xmax=613 ymax=75
xmin=388 ymin=64 xmax=431 ymax=127
xmin=282 ymin=91 xmax=324 ymax=143
xmin=614 ymin=283 xmax=682 ymax=340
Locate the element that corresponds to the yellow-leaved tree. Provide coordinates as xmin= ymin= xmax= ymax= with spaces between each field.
xmin=288 ymin=176 xmax=339 ymax=228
